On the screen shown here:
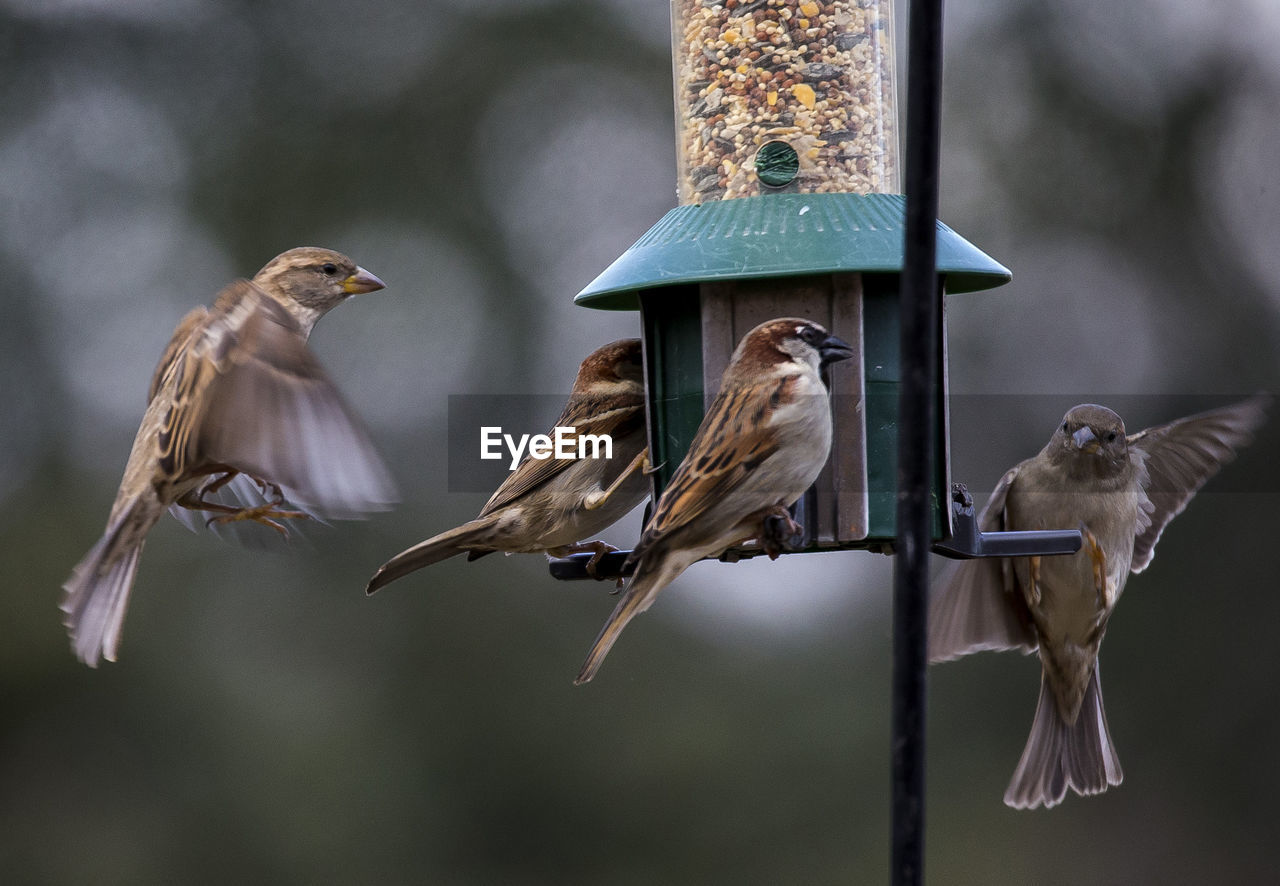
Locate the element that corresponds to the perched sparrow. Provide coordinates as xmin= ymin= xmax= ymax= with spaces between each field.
xmin=365 ymin=339 xmax=649 ymax=593
xmin=574 ymin=318 xmax=854 ymax=684
xmin=929 ymin=396 xmax=1268 ymax=809
xmin=62 ymin=247 xmax=397 ymax=666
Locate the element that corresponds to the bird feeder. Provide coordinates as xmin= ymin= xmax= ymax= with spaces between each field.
xmin=553 ymin=0 xmax=1078 ymax=575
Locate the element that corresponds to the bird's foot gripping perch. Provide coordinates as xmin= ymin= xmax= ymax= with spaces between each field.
xmin=548 ymin=540 xmax=624 ymax=588
xmin=759 ymin=505 xmax=804 ymax=561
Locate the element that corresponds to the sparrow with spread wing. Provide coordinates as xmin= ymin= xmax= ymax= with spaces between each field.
xmin=574 ymin=318 xmax=854 ymax=685
xmin=63 ymin=247 xmax=397 ymax=666
xmin=929 ymin=395 xmax=1268 ymax=808
xmin=365 ymin=338 xmax=650 ymax=594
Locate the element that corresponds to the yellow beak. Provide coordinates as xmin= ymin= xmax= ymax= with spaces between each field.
xmin=343 ymin=266 xmax=386 ymax=294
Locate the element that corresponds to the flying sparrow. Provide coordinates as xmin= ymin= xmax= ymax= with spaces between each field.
xmin=62 ymin=247 xmax=397 ymax=666
xmin=574 ymin=317 xmax=854 ymax=685
xmin=365 ymin=338 xmax=650 ymax=594
xmin=929 ymin=395 xmax=1268 ymax=808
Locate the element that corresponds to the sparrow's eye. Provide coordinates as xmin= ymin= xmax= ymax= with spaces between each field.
xmin=320 ymin=262 xmax=338 ymax=276
xmin=799 ymin=325 xmax=823 ymax=346
xmin=1106 ymin=431 xmax=1117 ymax=442
xmin=1062 ymin=422 xmax=1069 ymax=432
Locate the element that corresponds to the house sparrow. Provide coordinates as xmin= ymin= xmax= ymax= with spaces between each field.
xmin=929 ymin=395 xmax=1268 ymax=809
xmin=62 ymin=247 xmax=397 ymax=667
xmin=574 ymin=318 xmax=854 ymax=685
xmin=365 ymin=338 xmax=649 ymax=594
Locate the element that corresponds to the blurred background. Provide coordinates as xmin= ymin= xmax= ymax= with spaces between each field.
xmin=2 ymin=0 xmax=1279 ymax=882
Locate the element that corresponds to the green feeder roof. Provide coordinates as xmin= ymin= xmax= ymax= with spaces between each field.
xmin=576 ymin=192 xmax=1011 ymax=310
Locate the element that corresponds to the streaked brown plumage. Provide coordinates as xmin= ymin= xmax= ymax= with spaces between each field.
xmin=62 ymin=247 xmax=397 ymax=666
xmin=929 ymin=395 xmax=1268 ymax=808
xmin=574 ymin=318 xmax=854 ymax=685
xmin=365 ymin=339 xmax=649 ymax=594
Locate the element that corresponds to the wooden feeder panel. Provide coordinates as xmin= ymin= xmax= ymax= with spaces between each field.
xmin=639 ymin=271 xmax=949 ymax=553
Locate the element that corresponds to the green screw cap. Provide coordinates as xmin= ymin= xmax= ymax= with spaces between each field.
xmin=755 ymin=141 xmax=800 ymax=187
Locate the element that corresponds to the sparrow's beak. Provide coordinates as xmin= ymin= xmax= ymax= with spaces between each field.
xmin=343 ymin=266 xmax=386 ymax=294
xmin=818 ymin=333 xmax=856 ymax=367
xmin=1071 ymin=425 xmax=1100 ymax=454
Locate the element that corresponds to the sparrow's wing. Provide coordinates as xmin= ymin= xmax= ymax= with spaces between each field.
xmin=148 ymin=305 xmax=208 ymax=403
xmin=477 ymin=393 xmax=645 ymax=518
xmin=929 ymin=466 xmax=1037 ymax=661
xmin=1127 ymin=394 xmax=1269 ymax=573
xmin=163 ymin=279 xmax=397 ymax=520
xmin=633 ymin=376 xmax=791 ymax=554
xmin=159 ymin=304 xmax=308 ymax=537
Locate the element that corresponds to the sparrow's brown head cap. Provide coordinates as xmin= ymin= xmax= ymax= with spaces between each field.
xmin=252 ymin=246 xmax=385 ymax=326
xmin=732 ymin=317 xmax=854 ymax=373
xmin=1054 ymin=404 xmax=1127 ymax=456
xmin=573 ymin=338 xmax=643 ymax=392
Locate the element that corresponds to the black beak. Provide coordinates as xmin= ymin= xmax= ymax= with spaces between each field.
xmin=818 ymin=334 xmax=855 ymax=367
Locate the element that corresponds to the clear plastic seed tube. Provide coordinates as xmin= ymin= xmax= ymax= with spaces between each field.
xmin=672 ymin=0 xmax=899 ymax=203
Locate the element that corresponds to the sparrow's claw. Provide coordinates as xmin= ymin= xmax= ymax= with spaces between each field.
xmin=183 ymin=477 xmax=310 ymax=538
xmin=199 ymin=469 xmax=239 ymax=498
xmin=204 ymin=501 xmax=310 ymax=538
xmin=584 ymin=448 xmax=650 ymax=511
xmin=549 ymin=540 xmax=624 ymax=589
xmin=760 ymin=505 xmax=804 ymax=560
xmin=1079 ymin=521 xmax=1107 ymax=604
xmin=582 ymin=543 xmax=614 ymax=579
xmin=174 ymin=468 xmax=241 ymax=512
xmin=1028 ymin=555 xmax=1042 ymax=605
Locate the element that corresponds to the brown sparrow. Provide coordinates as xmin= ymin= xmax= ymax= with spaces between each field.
xmin=574 ymin=318 xmax=854 ymax=684
xmin=62 ymin=247 xmax=397 ymax=666
xmin=929 ymin=396 xmax=1268 ymax=808
xmin=365 ymin=339 xmax=650 ymax=594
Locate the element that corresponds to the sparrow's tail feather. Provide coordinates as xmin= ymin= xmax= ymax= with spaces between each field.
xmin=61 ymin=500 xmax=155 ymax=667
xmin=1004 ymin=666 xmax=1123 ymax=809
xmin=928 ymin=558 xmax=1038 ymax=662
xmin=574 ymin=559 xmax=678 ymax=685
xmin=365 ymin=520 xmax=495 ymax=594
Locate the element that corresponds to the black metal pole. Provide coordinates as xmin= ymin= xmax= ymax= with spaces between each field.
xmin=893 ymin=0 xmax=944 ymax=883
